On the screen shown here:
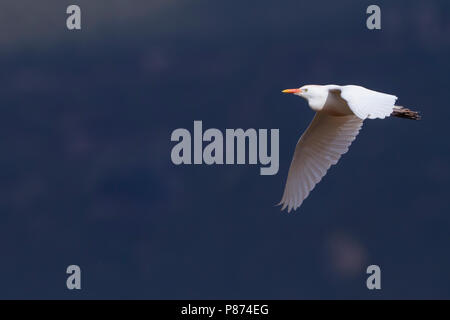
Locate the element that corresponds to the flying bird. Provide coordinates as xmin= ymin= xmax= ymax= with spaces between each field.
xmin=279 ymin=84 xmax=420 ymax=212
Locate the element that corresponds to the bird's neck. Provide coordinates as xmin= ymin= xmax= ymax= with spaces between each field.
xmin=307 ymin=95 xmax=327 ymax=112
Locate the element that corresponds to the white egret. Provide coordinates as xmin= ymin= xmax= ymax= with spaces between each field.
xmin=279 ymin=84 xmax=420 ymax=212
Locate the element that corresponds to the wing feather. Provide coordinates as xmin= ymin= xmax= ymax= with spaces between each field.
xmin=337 ymin=85 xmax=397 ymax=120
xmin=279 ymin=112 xmax=363 ymax=212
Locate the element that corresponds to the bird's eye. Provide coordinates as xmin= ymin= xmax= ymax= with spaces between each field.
xmin=303 ymin=88 xmax=308 ymax=92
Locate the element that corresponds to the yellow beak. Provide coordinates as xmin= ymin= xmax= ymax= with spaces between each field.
xmin=282 ymin=88 xmax=302 ymax=94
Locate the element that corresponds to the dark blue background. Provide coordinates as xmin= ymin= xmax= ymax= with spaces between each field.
xmin=0 ymin=0 xmax=449 ymax=299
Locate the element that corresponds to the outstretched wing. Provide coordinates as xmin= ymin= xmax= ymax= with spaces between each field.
xmin=334 ymin=85 xmax=397 ymax=120
xmin=279 ymin=112 xmax=364 ymax=212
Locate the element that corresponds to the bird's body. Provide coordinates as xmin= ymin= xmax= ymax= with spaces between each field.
xmin=279 ymin=84 xmax=420 ymax=212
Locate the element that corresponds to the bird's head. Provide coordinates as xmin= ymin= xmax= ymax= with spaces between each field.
xmin=282 ymin=85 xmax=328 ymax=111
xmin=282 ymin=85 xmax=321 ymax=99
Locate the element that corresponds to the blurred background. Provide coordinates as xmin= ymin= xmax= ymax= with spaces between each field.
xmin=0 ymin=0 xmax=449 ymax=299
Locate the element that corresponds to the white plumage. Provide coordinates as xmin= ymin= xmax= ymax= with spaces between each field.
xmin=339 ymin=85 xmax=397 ymax=119
xmin=279 ymin=84 xmax=418 ymax=212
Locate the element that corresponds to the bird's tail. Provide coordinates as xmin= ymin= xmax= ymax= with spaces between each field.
xmin=391 ymin=106 xmax=421 ymax=120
